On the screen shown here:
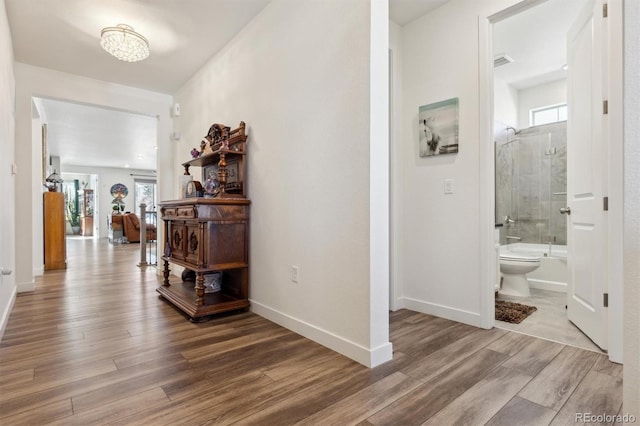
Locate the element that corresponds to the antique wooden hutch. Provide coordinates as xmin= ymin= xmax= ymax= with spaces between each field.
xmin=157 ymin=122 xmax=250 ymax=320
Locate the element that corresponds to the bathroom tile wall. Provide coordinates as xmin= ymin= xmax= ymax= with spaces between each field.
xmin=495 ymin=121 xmax=567 ymax=245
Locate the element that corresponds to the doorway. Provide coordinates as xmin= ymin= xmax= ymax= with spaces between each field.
xmin=61 ymin=173 xmax=98 ymax=238
xmin=38 ymin=97 xmax=159 ymax=242
xmin=483 ymin=0 xmax=622 ymax=359
xmin=491 ymin=0 xmax=594 ymax=351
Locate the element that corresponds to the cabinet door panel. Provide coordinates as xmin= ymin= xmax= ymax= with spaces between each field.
xmin=185 ymin=222 xmax=204 ymax=266
xmin=208 ymin=222 xmax=247 ymax=265
xmin=170 ymin=222 xmax=187 ymax=261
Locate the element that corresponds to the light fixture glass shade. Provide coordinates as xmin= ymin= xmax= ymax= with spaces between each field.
xmin=100 ymin=24 xmax=149 ymax=62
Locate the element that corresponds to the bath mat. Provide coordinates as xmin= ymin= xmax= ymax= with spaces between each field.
xmin=495 ymin=300 xmax=537 ymax=324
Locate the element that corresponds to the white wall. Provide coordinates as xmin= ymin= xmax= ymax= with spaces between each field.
xmin=624 ymin=0 xmax=640 ymax=417
xmin=0 ymin=0 xmax=16 ymax=339
xmin=14 ymin=64 xmax=172 ymax=292
xmin=174 ymin=0 xmax=391 ymax=367
xmin=398 ymin=0 xmax=520 ymax=326
xmin=62 ymin=166 xmax=155 ymax=239
xmin=517 ymin=78 xmax=567 ymax=129
xmin=494 ymin=77 xmax=518 ymax=128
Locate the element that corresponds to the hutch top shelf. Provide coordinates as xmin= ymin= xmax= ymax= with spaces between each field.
xmin=181 ymin=121 xmax=247 ymax=199
xmin=182 ymin=121 xmax=246 ymax=169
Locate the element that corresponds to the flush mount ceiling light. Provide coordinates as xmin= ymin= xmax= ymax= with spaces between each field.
xmin=100 ymin=24 xmax=149 ymax=62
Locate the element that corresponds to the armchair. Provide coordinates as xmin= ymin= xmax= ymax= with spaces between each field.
xmin=122 ymin=213 xmax=157 ymax=242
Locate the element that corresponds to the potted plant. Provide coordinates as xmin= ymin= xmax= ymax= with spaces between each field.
xmin=112 ymin=198 xmax=125 ymax=214
xmin=66 ymin=197 xmax=81 ymax=234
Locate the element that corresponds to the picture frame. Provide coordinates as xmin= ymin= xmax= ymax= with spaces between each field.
xmin=418 ymin=97 xmax=459 ymax=157
xmin=203 ymin=158 xmax=243 ymax=195
xmin=203 ymin=159 xmax=240 ymax=184
xmin=42 ymin=123 xmax=48 ymax=183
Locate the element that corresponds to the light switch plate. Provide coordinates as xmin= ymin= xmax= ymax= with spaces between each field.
xmin=444 ymin=179 xmax=454 ymax=194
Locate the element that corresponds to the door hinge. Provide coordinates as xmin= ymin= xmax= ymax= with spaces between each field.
xmin=604 ymin=293 xmax=609 ymax=307
xmin=603 ymin=3 xmax=608 ymax=18
xmin=603 ymin=196 xmax=609 ymax=211
xmin=603 ymin=100 xmax=609 ymax=115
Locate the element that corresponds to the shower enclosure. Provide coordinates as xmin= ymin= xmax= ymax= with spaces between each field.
xmin=495 ymin=121 xmax=567 ymax=248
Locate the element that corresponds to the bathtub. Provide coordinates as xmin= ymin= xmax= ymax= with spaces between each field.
xmin=502 ymin=243 xmax=568 ymax=293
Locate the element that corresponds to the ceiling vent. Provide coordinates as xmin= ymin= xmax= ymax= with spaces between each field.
xmin=494 ymin=53 xmax=514 ymax=68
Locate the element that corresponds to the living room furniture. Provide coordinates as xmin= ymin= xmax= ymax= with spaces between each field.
xmin=108 ymin=213 xmax=157 ymax=243
xmin=158 ymin=121 xmax=249 ymax=321
xmin=108 ymin=214 xmax=124 ymax=243
xmin=44 ymin=192 xmax=66 ymax=270
xmin=122 ymin=213 xmax=157 ymax=242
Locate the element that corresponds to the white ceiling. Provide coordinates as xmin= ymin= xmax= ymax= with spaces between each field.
xmin=38 ymin=98 xmax=158 ymax=170
xmin=5 ymin=0 xmax=271 ymax=94
xmin=7 ymin=0 xmax=581 ymax=172
xmin=6 ymin=0 xmax=272 ymax=172
xmin=493 ymin=0 xmax=588 ymax=89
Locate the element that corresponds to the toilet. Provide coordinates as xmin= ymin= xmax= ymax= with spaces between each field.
xmin=499 ymin=247 xmax=541 ymax=297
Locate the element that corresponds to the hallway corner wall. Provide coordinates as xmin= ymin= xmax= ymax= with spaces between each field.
xmin=0 ymin=0 xmax=16 ymax=338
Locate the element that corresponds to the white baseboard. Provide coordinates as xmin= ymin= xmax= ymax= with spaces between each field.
xmin=400 ymin=297 xmax=482 ymax=328
xmin=33 ymin=266 xmax=44 ymax=276
xmin=17 ymin=280 xmax=35 ymax=293
xmin=250 ymin=299 xmax=393 ymax=368
xmin=528 ymin=279 xmax=567 ymax=293
xmin=0 ymin=285 xmax=17 ymax=341
xmin=390 ymin=297 xmax=406 ymax=311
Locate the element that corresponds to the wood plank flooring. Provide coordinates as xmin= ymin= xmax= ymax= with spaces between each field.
xmin=0 ymin=238 xmax=623 ymax=425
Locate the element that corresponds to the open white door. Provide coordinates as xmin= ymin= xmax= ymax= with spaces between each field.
xmin=565 ymin=0 xmax=607 ymax=350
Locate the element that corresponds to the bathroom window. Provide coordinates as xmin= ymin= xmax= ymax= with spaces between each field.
xmin=530 ymin=103 xmax=567 ymax=126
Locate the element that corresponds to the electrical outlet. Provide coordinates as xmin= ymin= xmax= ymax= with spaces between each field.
xmin=291 ymin=266 xmax=299 ymax=283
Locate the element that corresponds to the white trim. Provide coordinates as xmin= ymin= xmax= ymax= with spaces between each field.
xmin=478 ymin=16 xmax=495 ymax=330
xmin=401 ymin=297 xmax=482 ymax=328
xmin=0 ymin=285 xmax=17 ymax=341
xmin=33 ymin=265 xmax=43 ymax=276
xmin=606 ymin=0 xmax=624 ymax=365
xmin=369 ymin=0 xmax=392 ymax=367
xmin=389 ymin=48 xmax=398 ymax=312
xmin=250 ymin=300 xmax=392 ymax=368
xmin=389 ymin=22 xmax=405 ymax=314
xmin=17 ymin=280 xmax=35 ymax=293
xmin=529 ymin=279 xmax=567 ymax=293
xmin=489 ymin=0 xmax=548 ymax=23
xmin=623 ymin=0 xmax=640 ymax=412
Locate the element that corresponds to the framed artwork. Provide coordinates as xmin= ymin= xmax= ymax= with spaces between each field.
xmin=203 ymin=158 xmax=243 ymax=195
xmin=110 ymin=183 xmax=128 ymax=199
xmin=203 ymin=159 xmax=240 ymax=184
xmin=42 ymin=124 xmax=47 ymax=183
xmin=419 ymin=97 xmax=459 ymax=157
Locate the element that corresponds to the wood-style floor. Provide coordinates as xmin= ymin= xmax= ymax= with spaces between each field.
xmin=0 ymin=238 xmax=622 ymax=425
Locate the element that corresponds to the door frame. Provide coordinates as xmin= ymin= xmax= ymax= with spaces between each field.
xmin=478 ymin=0 xmax=623 ymax=362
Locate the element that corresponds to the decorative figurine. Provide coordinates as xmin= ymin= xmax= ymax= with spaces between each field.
xmin=45 ymin=170 xmax=63 ymax=192
xmin=190 ymin=148 xmax=200 ymax=158
xmin=204 ymin=170 xmax=220 ymax=198
xmin=204 ymin=123 xmax=231 ymax=150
